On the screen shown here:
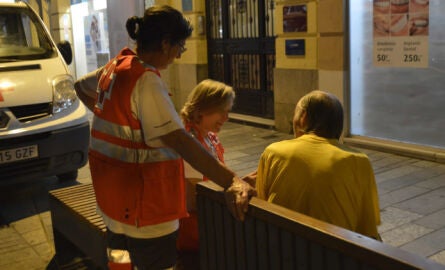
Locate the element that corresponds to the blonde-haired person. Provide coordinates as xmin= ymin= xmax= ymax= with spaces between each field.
xmin=177 ymin=79 xmax=235 ymax=269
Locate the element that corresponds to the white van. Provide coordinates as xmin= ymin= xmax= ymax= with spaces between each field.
xmin=0 ymin=1 xmax=89 ymax=185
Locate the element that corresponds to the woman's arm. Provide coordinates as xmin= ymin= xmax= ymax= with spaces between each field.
xmin=74 ymin=68 xmax=103 ymax=111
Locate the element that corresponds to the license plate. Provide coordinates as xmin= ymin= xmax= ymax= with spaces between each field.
xmin=0 ymin=145 xmax=38 ymax=164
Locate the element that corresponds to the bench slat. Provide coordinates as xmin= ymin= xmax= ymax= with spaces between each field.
xmin=222 ymin=209 xmax=236 ymax=270
xmin=256 ymin=220 xmax=268 ymax=270
xmin=234 ymin=216 xmax=246 ymax=270
xmin=280 ymin=230 xmax=295 ymax=269
xmin=295 ymin=234 xmax=309 ymax=269
xmin=267 ymin=223 xmax=280 ymax=269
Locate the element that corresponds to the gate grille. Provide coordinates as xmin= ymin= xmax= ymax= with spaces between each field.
xmin=206 ymin=0 xmax=276 ymax=118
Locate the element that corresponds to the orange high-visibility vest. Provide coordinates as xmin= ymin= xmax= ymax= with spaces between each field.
xmin=89 ymin=48 xmax=187 ymax=227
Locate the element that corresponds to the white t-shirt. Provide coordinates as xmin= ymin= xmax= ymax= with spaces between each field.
xmin=133 ymin=69 xmax=184 ymax=147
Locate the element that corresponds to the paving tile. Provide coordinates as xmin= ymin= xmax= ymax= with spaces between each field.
xmin=0 ymin=226 xmax=16 ymax=240
xmin=400 ymin=228 xmax=445 ymax=257
xmin=375 ymin=186 xmax=390 ymax=197
xmin=225 ymin=152 xmax=262 ymax=166
xmin=230 ymin=160 xmax=261 ymax=175
xmin=378 ymin=168 xmax=443 ymax=194
xmin=379 ymin=185 xmax=430 ymax=209
xmin=240 ymin=143 xmax=271 ymax=155
xmin=220 ymin=135 xmax=253 ymax=146
xmin=394 ymin=187 xmax=445 ymax=215
xmin=77 ymin=163 xmax=91 ymax=181
xmin=1 ymin=258 xmax=47 ymax=270
xmin=429 ymin=250 xmax=445 ymax=266
xmin=412 ymin=160 xmax=444 ymax=168
xmin=237 ymin=169 xmax=258 ymax=178
xmin=33 ymin=241 xmax=55 ymax=262
xmin=10 ymin=216 xmax=42 ymax=234
xmin=378 ymin=207 xmax=422 ymax=233
xmin=223 ymin=150 xmax=250 ymax=161
xmin=21 ymin=228 xmax=48 ymax=246
xmin=221 ymin=139 xmax=269 ymax=152
xmin=0 ymin=246 xmax=42 ymax=264
xmin=39 ymin=211 xmax=51 ymax=223
xmin=415 ymin=209 xmax=445 ymax=230
xmin=372 ymin=155 xmax=414 ymax=172
xmin=380 ymin=223 xmax=433 ymax=247
xmin=374 ymin=164 xmax=421 ymax=184
xmin=364 ymin=150 xmax=389 ymax=163
xmin=416 ymin=173 xmax=445 ymax=190
xmin=427 ymin=165 xmax=445 ymax=175
xmin=0 ymin=236 xmax=29 ymax=253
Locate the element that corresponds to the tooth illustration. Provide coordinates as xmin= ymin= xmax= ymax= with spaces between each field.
xmin=391 ymin=14 xmax=407 ymax=33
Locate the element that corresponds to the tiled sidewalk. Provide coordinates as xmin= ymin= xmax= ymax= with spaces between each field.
xmin=0 ymin=121 xmax=444 ymax=269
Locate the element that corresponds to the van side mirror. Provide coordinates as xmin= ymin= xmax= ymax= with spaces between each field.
xmin=57 ymin=41 xmax=73 ymax=65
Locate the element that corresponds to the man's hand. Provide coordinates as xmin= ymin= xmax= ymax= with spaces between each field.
xmin=224 ymin=177 xmax=257 ymax=221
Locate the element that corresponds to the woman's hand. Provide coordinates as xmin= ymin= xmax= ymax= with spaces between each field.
xmin=224 ymin=177 xmax=257 ymax=221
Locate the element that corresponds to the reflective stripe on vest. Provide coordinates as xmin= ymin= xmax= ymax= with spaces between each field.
xmin=91 ymin=117 xmax=180 ymax=163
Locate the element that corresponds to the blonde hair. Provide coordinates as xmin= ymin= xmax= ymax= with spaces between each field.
xmin=180 ymin=79 xmax=235 ymax=124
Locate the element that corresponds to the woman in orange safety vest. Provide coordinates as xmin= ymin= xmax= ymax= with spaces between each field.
xmin=74 ymin=5 xmax=256 ymax=270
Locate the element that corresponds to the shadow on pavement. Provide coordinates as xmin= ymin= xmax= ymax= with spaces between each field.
xmin=0 ymin=177 xmax=80 ymax=226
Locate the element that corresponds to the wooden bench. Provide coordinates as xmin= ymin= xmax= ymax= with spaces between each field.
xmin=49 ymin=182 xmax=445 ymax=270
xmin=196 ymin=181 xmax=445 ymax=270
xmin=49 ymin=183 xmax=107 ymax=269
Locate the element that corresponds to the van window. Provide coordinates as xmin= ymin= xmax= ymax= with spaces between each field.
xmin=0 ymin=6 xmax=56 ymax=62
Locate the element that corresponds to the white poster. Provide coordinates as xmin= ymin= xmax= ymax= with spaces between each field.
xmin=373 ymin=0 xmax=429 ymax=68
xmin=84 ymin=12 xmax=109 ymax=72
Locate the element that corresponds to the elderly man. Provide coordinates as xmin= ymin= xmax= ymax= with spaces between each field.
xmin=256 ymin=90 xmax=381 ymax=239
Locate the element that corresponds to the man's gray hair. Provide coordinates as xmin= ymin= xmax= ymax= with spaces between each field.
xmin=298 ymin=90 xmax=344 ymax=139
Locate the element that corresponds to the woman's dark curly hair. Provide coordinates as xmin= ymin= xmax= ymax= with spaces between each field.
xmin=126 ymin=5 xmax=193 ymax=53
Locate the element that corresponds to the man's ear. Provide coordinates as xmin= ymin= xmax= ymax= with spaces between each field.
xmin=299 ymin=110 xmax=307 ymax=129
xmin=292 ymin=108 xmax=306 ymax=137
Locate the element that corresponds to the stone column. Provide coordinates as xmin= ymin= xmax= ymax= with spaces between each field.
xmin=273 ymin=1 xmax=319 ymax=132
xmin=318 ymin=0 xmax=347 ymax=133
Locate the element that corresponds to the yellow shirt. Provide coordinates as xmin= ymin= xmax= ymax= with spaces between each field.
xmin=256 ymin=134 xmax=380 ymax=239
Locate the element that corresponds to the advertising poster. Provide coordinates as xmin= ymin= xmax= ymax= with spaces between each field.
xmin=84 ymin=12 xmax=109 ymax=72
xmin=283 ymin=5 xmax=307 ymax=33
xmin=373 ymin=0 xmax=429 ymax=68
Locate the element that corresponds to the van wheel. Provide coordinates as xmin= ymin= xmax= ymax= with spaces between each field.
xmin=57 ymin=171 xmax=78 ymax=182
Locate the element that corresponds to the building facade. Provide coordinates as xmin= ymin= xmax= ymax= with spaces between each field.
xmin=41 ymin=0 xmax=445 ymax=161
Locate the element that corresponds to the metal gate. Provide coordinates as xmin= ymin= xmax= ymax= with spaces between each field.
xmin=205 ymin=0 xmax=276 ymax=119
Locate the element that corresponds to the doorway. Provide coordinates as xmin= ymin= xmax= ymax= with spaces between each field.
xmin=205 ymin=0 xmax=276 ymax=119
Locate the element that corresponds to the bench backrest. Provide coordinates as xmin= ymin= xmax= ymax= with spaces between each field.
xmin=196 ymin=181 xmax=445 ymax=270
